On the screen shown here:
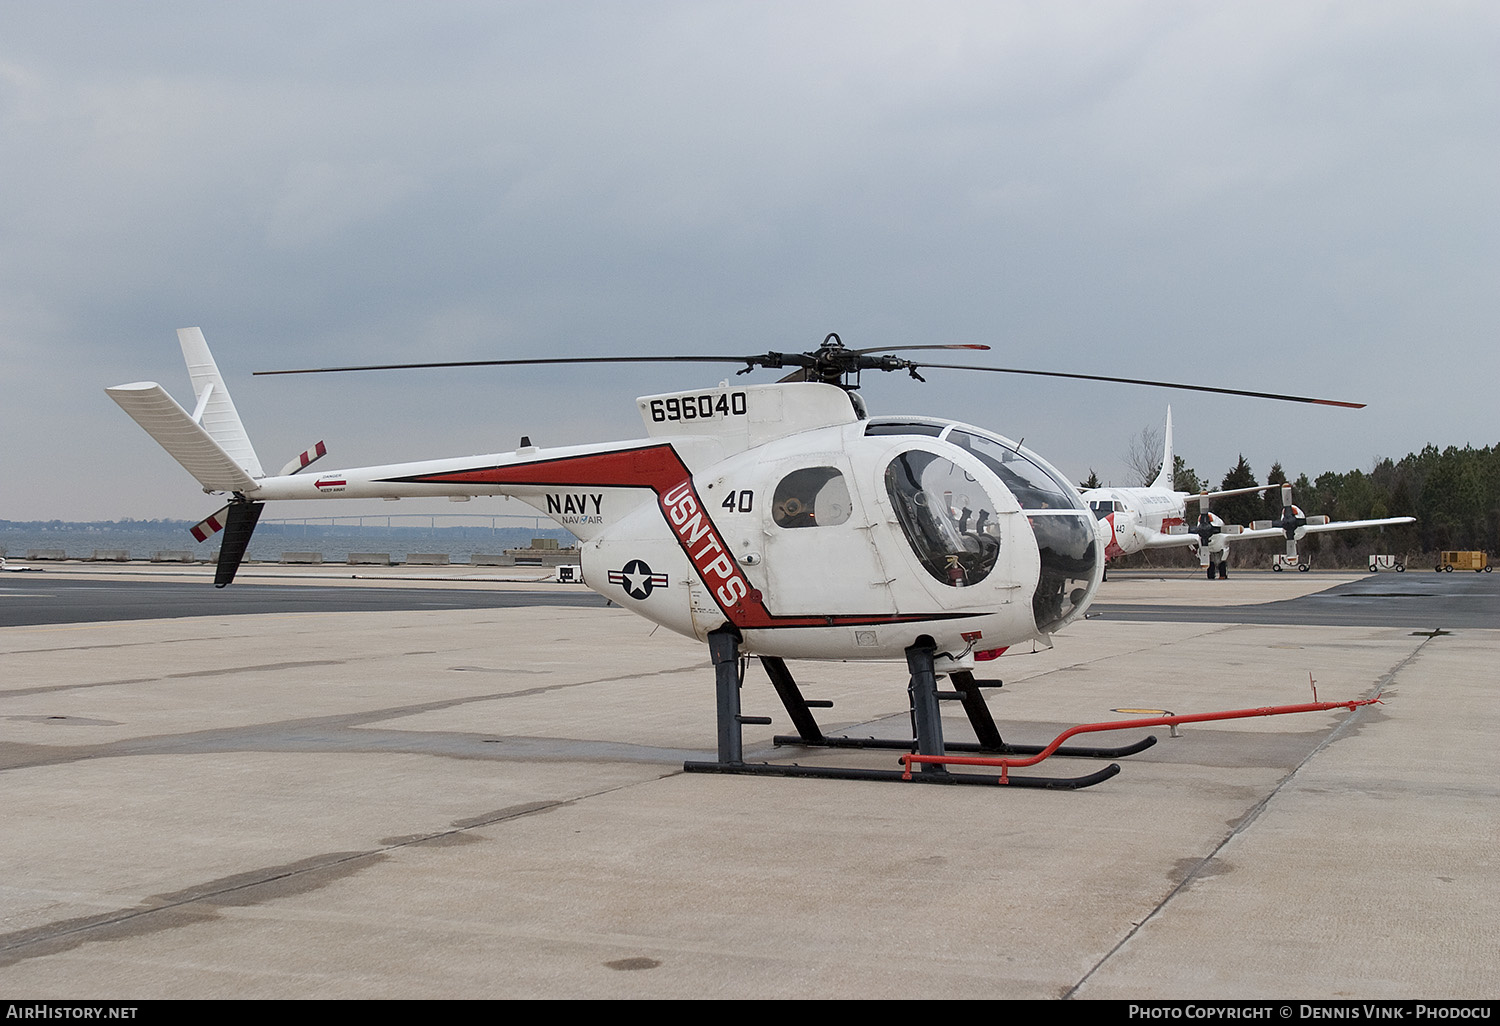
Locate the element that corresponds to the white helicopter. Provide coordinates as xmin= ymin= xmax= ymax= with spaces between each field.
xmin=1084 ymin=408 xmax=1414 ymax=578
xmin=108 ymin=329 xmax=1369 ymax=788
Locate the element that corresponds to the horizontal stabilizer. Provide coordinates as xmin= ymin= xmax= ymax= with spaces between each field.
xmin=106 ymin=382 xmax=261 ymax=493
xmin=215 ymin=501 xmax=263 ymax=587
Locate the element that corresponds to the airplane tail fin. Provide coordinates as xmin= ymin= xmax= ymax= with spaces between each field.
xmin=1148 ymin=406 xmax=1173 ymax=491
xmin=106 ymin=328 xmax=265 ymax=494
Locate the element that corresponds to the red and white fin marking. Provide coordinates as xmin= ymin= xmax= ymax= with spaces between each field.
xmin=279 ymin=440 xmax=328 ymax=477
xmin=189 ymin=505 xmax=232 ymax=542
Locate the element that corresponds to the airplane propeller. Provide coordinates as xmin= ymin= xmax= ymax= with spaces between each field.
xmin=253 ymin=333 xmax=1367 ymax=408
xmin=1188 ymin=506 xmax=1241 ymax=553
xmin=1259 ymin=483 xmax=1330 ymax=543
xmin=1253 ymin=482 xmax=1330 ymax=569
xmin=1179 ymin=494 xmax=1242 ymax=576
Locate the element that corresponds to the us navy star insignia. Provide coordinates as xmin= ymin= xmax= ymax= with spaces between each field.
xmin=608 ymin=559 xmax=668 ymax=600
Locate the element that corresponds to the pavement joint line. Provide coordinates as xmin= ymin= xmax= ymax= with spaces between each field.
xmin=0 ymin=788 xmax=632 ymax=964
xmin=1062 ymin=633 xmax=1433 ymax=1000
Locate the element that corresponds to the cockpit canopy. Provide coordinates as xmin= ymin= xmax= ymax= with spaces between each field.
xmin=867 ymin=417 xmax=1100 ymax=633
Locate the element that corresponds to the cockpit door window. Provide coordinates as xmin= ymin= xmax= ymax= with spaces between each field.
xmin=883 ymin=450 xmax=1000 ymax=587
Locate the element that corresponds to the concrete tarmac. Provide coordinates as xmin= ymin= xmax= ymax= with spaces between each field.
xmin=0 ymin=568 xmax=607 ymax=627
xmin=0 ymin=568 xmax=1495 ymax=999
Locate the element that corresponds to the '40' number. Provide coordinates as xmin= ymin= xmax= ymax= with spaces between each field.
xmin=721 ymin=490 xmax=754 ymax=513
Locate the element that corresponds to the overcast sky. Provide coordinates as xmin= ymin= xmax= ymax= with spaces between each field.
xmin=3 ymin=1 xmax=1496 ymax=523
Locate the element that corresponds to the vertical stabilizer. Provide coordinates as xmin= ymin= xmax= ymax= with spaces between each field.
xmin=1149 ymin=406 xmax=1174 ymax=491
xmin=214 ymin=501 xmax=264 ymax=587
xmin=178 ymin=327 xmax=264 ymax=479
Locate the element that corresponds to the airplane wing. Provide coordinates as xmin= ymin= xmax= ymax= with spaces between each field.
xmin=1303 ymin=516 xmax=1415 ymax=534
xmin=1232 ymin=525 xmax=1302 ymax=543
xmin=1234 ymin=516 xmax=1415 ymax=544
xmin=1138 ymin=530 xmax=1200 ymax=550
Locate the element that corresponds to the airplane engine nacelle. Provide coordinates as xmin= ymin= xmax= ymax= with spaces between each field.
xmin=1285 ymin=505 xmax=1331 ymax=541
xmin=1190 ymin=512 xmax=1241 ymax=564
xmin=1203 ymin=517 xmax=1230 ymax=552
xmin=1111 ymin=511 xmax=1144 ymax=552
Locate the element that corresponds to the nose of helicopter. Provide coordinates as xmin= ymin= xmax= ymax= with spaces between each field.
xmin=1027 ymin=508 xmax=1104 ymax=634
xmin=883 ymin=420 xmax=1103 ymax=637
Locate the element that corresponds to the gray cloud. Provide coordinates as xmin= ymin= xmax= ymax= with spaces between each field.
xmin=2 ymin=1 xmax=1496 ymax=521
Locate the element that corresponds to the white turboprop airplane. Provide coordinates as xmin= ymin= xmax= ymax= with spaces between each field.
xmin=1082 ymin=409 xmax=1414 ymax=578
xmin=1234 ymin=481 xmax=1415 ymax=573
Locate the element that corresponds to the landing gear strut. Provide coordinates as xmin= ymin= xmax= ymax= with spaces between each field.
xmin=682 ymin=628 xmax=1155 ymax=789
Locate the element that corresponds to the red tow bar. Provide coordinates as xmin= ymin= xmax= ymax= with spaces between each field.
xmin=899 ymin=696 xmax=1382 ymax=784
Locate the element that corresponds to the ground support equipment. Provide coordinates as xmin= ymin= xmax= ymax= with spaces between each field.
xmin=900 ymin=697 xmax=1383 ymax=783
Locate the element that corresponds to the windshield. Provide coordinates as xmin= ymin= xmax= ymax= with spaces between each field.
xmin=946 ymin=430 xmax=1080 ymax=510
xmin=1026 ymin=510 xmax=1098 ymax=632
xmin=946 ymin=425 xmax=1098 ymax=630
xmin=868 ymin=418 xmax=1098 ymax=630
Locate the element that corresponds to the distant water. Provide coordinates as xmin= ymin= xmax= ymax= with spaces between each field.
xmin=0 ymin=520 xmax=576 ymax=563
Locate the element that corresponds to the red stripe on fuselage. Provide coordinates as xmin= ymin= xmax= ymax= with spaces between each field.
xmin=387 ymin=444 xmax=688 ymax=493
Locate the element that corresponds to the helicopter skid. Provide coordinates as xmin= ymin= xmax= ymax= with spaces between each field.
xmin=686 ymin=630 xmax=1147 ymax=789
xmin=682 ymin=758 xmax=1122 ymax=790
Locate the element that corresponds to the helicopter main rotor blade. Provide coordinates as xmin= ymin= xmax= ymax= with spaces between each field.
xmin=905 ymin=361 xmax=1366 ymax=408
xmin=847 ymin=344 xmax=992 ymax=356
xmin=253 ymin=347 xmax=992 ymax=377
xmin=254 ymin=355 xmax=766 ymax=376
xmin=253 ymin=345 xmax=1363 ymax=408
